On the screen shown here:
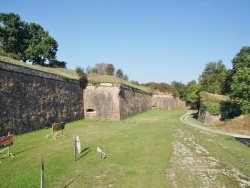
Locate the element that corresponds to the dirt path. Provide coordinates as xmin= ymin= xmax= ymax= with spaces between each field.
xmin=166 ymin=111 xmax=250 ymax=187
xmin=180 ymin=110 xmax=250 ymax=139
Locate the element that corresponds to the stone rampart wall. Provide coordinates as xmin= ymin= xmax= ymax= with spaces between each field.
xmin=119 ymin=85 xmax=152 ymax=119
xmin=83 ymin=84 xmax=120 ymax=120
xmin=198 ymin=103 xmax=221 ymax=124
xmin=0 ymin=61 xmax=83 ymax=136
xmin=152 ymin=95 xmax=178 ymax=110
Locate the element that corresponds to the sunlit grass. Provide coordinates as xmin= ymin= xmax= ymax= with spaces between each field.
xmin=1 ymin=110 xmax=249 ymax=187
xmin=0 ymin=110 xmax=177 ymax=187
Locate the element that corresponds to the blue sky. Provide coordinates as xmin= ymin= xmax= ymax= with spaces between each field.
xmin=1 ymin=0 xmax=250 ymax=84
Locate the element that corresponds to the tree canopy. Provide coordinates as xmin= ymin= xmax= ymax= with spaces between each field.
xmin=0 ymin=12 xmax=65 ymax=67
xmin=198 ymin=60 xmax=227 ymax=94
xmin=105 ymin=63 xmax=115 ymax=75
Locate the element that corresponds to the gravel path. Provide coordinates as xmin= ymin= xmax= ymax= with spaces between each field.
xmin=180 ymin=110 xmax=250 ymax=139
xmin=165 ymin=110 xmax=250 ymax=187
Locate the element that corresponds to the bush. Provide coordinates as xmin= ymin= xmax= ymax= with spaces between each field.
xmin=75 ymin=66 xmax=85 ymax=76
xmin=204 ymin=102 xmax=221 ymax=115
xmin=220 ymin=100 xmax=242 ymax=119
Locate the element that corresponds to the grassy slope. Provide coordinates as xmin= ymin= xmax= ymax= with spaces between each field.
xmin=1 ymin=110 xmax=250 ymax=187
xmin=0 ymin=55 xmax=149 ymax=92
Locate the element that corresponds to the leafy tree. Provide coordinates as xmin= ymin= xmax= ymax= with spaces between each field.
xmin=182 ymin=80 xmax=200 ymax=102
xmin=171 ymin=81 xmax=186 ymax=99
xmin=105 ymin=63 xmax=115 ymax=75
xmin=123 ymin=74 xmax=129 ymax=81
xmin=48 ymin=60 xmax=66 ymax=68
xmin=232 ymin=46 xmax=250 ymax=72
xmin=230 ymin=46 xmax=250 ymax=114
xmin=221 ymin=69 xmax=233 ymax=95
xmin=115 ymin=69 xmax=124 ymax=78
xmin=0 ymin=13 xmax=28 ymax=59
xmin=230 ymin=67 xmax=250 ymax=114
xmin=25 ymin=23 xmax=58 ymax=66
xmin=199 ymin=60 xmax=227 ymax=94
xmin=0 ymin=12 xmax=64 ymax=67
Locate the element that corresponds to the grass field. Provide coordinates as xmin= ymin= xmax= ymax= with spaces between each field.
xmin=0 ymin=110 xmax=250 ymax=187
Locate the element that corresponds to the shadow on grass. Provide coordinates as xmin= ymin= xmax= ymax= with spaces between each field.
xmin=76 ymin=147 xmax=91 ymax=161
xmin=0 ymin=147 xmax=34 ymax=159
xmin=13 ymin=147 xmax=34 ymax=156
xmin=64 ymin=173 xmax=81 ymax=188
xmin=191 ymin=111 xmax=199 ymax=120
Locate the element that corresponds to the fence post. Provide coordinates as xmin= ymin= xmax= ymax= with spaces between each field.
xmin=40 ymin=154 xmax=44 ymax=188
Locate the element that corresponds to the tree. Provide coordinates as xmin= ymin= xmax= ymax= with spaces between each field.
xmin=0 ymin=12 xmax=64 ymax=67
xmin=199 ymin=60 xmax=227 ymax=94
xmin=0 ymin=13 xmax=28 ymax=59
xmin=230 ymin=67 xmax=250 ymax=114
xmin=123 ymin=74 xmax=129 ymax=81
xmin=232 ymin=46 xmax=250 ymax=72
xmin=182 ymin=80 xmax=200 ymax=102
xmin=230 ymin=46 xmax=250 ymax=114
xmin=95 ymin=63 xmax=107 ymax=75
xmin=105 ymin=64 xmax=115 ymax=75
xmin=171 ymin=81 xmax=186 ymax=99
xmin=25 ymin=23 xmax=58 ymax=66
xmin=115 ymin=69 xmax=124 ymax=78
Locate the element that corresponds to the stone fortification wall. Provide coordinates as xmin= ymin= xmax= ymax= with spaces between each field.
xmin=119 ymin=85 xmax=152 ymax=119
xmin=83 ymin=83 xmax=120 ymax=120
xmin=152 ymin=95 xmax=178 ymax=110
xmin=84 ymin=83 xmax=151 ymax=120
xmin=0 ymin=61 xmax=83 ymax=136
xmin=198 ymin=103 xmax=221 ymax=124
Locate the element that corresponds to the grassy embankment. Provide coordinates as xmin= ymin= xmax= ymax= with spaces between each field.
xmin=0 ymin=55 xmax=149 ymax=92
xmin=1 ymin=110 xmax=250 ymax=187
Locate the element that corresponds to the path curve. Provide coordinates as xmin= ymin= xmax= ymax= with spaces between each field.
xmin=180 ymin=110 xmax=250 ymax=139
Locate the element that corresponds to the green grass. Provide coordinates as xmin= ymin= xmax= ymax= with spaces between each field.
xmin=0 ymin=110 xmax=176 ymax=187
xmin=186 ymin=111 xmax=250 ymax=175
xmin=1 ymin=110 xmax=249 ymax=187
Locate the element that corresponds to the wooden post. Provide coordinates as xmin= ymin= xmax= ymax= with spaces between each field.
xmin=40 ymin=154 xmax=44 ymax=188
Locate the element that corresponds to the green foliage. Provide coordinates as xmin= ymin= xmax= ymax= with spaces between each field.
xmin=130 ymin=80 xmax=140 ymax=85
xmin=230 ymin=67 xmax=250 ymax=100
xmin=115 ymin=68 xmax=124 ymax=78
xmin=230 ymin=67 xmax=250 ymax=114
xmin=75 ymin=66 xmax=85 ymax=76
xmin=205 ymin=102 xmax=221 ymax=115
xmin=123 ymin=74 xmax=129 ymax=81
xmin=220 ymin=100 xmax=242 ymax=119
xmin=171 ymin=81 xmax=185 ymax=99
xmin=105 ymin=63 xmax=115 ymax=75
xmin=0 ymin=12 xmax=64 ymax=67
xmin=200 ymin=92 xmax=229 ymax=115
xmin=182 ymin=80 xmax=200 ymax=102
xmin=142 ymin=82 xmax=178 ymax=96
xmin=199 ymin=60 xmax=227 ymax=94
xmin=0 ymin=13 xmax=28 ymax=56
xmin=240 ymin=100 xmax=250 ymax=114
xmin=75 ymin=66 xmax=88 ymax=88
xmin=232 ymin=46 xmax=250 ymax=71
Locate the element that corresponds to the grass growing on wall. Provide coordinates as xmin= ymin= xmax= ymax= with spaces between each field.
xmin=0 ymin=55 xmax=149 ymax=92
xmin=200 ymin=92 xmax=229 ymax=115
